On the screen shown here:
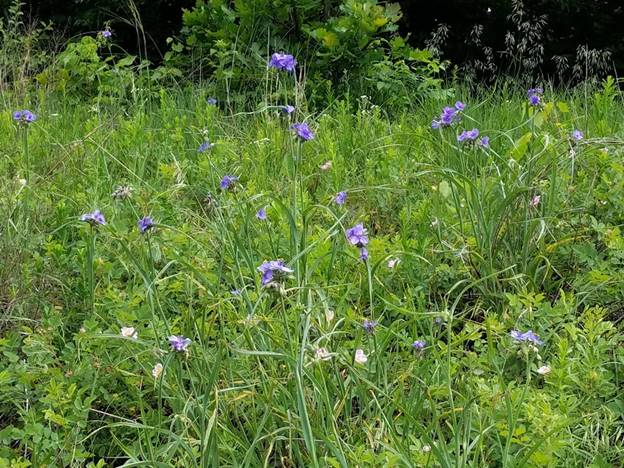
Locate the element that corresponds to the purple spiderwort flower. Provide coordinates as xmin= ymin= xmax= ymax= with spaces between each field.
xmin=268 ymin=52 xmax=297 ymax=72
xmin=281 ymin=105 xmax=295 ymax=114
xmin=207 ymin=97 xmax=217 ymax=105
xmin=346 ymin=223 xmax=369 ymax=247
xmin=431 ymin=103 xmax=463 ymax=129
xmin=198 ymin=141 xmax=214 ymax=153
xmin=528 ymin=87 xmax=543 ymax=106
xmin=13 ymin=110 xmax=36 ymax=124
xmin=335 ymin=191 xmax=347 ymax=206
xmin=412 ymin=340 xmax=426 ymax=350
xmin=510 ymin=329 xmax=543 ymax=345
xmin=138 ymin=216 xmax=155 ymax=234
xmin=529 ymin=194 xmax=541 ymax=208
xmin=101 ymin=28 xmax=112 ymax=39
xmin=80 ymin=210 xmax=106 ymax=226
xmin=291 ymin=122 xmax=314 ymax=141
xmin=359 ymin=247 xmax=369 ymax=262
xmin=168 ymin=335 xmax=191 ymax=352
xmin=256 ymin=207 xmax=267 ymax=220
xmin=572 ymin=129 xmax=584 ymax=141
xmin=220 ymin=175 xmax=238 ymax=190
xmin=231 ymin=289 xmax=241 ymax=296
xmin=257 ymin=260 xmax=293 ymax=286
xmin=362 ymin=319 xmax=378 ymax=334
xmin=457 ymin=128 xmax=480 ymax=143
xmin=478 ymin=136 xmax=490 ymax=148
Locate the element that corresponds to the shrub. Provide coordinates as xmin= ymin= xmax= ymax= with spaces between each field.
xmin=165 ymin=0 xmax=447 ymax=107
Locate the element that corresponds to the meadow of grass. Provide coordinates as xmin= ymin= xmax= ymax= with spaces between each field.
xmin=1 ymin=79 xmax=624 ymax=466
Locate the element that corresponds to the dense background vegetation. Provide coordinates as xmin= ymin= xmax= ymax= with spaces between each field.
xmin=6 ymin=0 xmax=624 ymax=77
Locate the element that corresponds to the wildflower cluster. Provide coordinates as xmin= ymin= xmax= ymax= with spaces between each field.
xmin=257 ymin=260 xmax=294 ymax=287
xmin=528 ymin=87 xmax=543 ymax=106
xmin=268 ymin=53 xmax=297 ymax=72
xmin=291 ymin=122 xmax=314 ymax=141
xmin=431 ymin=101 xmax=464 ymax=129
xmin=80 ymin=210 xmax=106 ymax=226
xmin=13 ymin=110 xmax=37 ymax=124
xmin=346 ymin=223 xmax=369 ymax=261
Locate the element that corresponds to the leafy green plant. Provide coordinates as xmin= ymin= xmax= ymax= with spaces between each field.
xmin=0 ymin=0 xmax=53 ymax=95
xmin=36 ymin=35 xmax=142 ymax=103
xmin=165 ymin=0 xmax=445 ymax=107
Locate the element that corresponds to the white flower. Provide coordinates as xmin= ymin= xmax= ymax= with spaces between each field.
xmin=325 ymin=309 xmax=335 ymax=323
xmin=422 ymin=444 xmax=432 ymax=453
xmin=537 ymin=365 xmax=551 ymax=375
xmin=120 ymin=326 xmax=138 ymax=339
xmin=315 ymin=347 xmax=332 ymax=361
xmin=354 ymin=348 xmax=368 ymax=364
xmin=152 ymin=363 xmax=163 ymax=379
xmin=387 ymin=258 xmax=400 ymax=269
xmin=319 ymin=160 xmax=332 ymax=171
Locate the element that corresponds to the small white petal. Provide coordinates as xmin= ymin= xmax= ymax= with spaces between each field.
xmin=120 ymin=327 xmax=138 ymax=339
xmin=152 ymin=363 xmax=163 ymax=378
xmin=354 ymin=348 xmax=368 ymax=364
xmin=537 ymin=365 xmax=551 ymax=375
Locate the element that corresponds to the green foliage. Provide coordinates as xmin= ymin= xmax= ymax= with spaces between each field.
xmin=0 ymin=0 xmax=53 ymax=95
xmin=36 ymin=36 xmax=143 ymax=103
xmin=166 ymin=0 xmax=446 ymax=106
xmin=1 ymin=82 xmax=624 ymax=465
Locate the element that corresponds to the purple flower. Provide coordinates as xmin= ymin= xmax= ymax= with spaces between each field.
xmin=198 ymin=141 xmax=214 ymax=153
xmin=168 ymin=335 xmax=191 ymax=352
xmin=440 ymin=107 xmax=457 ymax=125
xmin=13 ymin=110 xmax=36 ymax=124
xmin=359 ymin=247 xmax=369 ymax=262
xmin=528 ymin=87 xmax=543 ymax=106
xmin=220 ymin=175 xmax=238 ymax=190
xmin=510 ymin=329 xmax=543 ymax=345
xmin=291 ymin=122 xmax=314 ymax=141
xmin=432 ymin=104 xmax=462 ymax=129
xmin=529 ymin=194 xmax=541 ymax=208
xmin=268 ymin=52 xmax=297 ymax=72
xmin=346 ymin=223 xmax=369 ymax=247
xmin=207 ymin=97 xmax=217 ymax=105
xmin=572 ymin=129 xmax=584 ymax=141
xmin=257 ymin=260 xmax=293 ymax=286
xmin=101 ymin=28 xmax=112 ymax=39
xmin=281 ymin=105 xmax=295 ymax=114
xmin=335 ymin=191 xmax=347 ymax=206
xmin=457 ymin=128 xmax=480 ymax=143
xmin=80 ymin=210 xmax=106 ymax=226
xmin=478 ymin=136 xmax=490 ymax=148
xmin=412 ymin=340 xmax=426 ymax=350
xmin=231 ymin=289 xmax=241 ymax=296
xmin=362 ymin=319 xmax=378 ymax=333
xmin=138 ymin=216 xmax=155 ymax=233
xmin=256 ymin=207 xmax=267 ymax=220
